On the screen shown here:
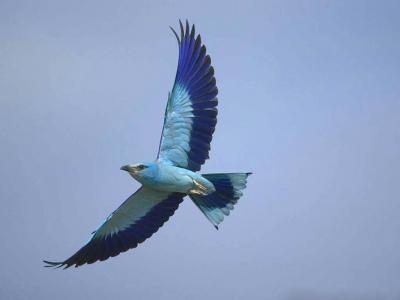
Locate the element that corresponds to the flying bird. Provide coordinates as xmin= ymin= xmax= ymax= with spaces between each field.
xmin=44 ymin=20 xmax=251 ymax=269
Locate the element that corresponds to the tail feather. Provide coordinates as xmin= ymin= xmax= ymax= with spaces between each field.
xmin=189 ymin=172 xmax=251 ymax=229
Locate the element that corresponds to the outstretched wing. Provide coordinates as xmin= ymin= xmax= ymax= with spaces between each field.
xmin=44 ymin=187 xmax=184 ymax=269
xmin=157 ymin=20 xmax=218 ymax=171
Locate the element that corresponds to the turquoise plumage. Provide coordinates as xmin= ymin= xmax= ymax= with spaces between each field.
xmin=44 ymin=20 xmax=251 ymax=269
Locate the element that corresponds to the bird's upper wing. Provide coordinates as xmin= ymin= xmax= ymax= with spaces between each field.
xmin=44 ymin=187 xmax=184 ymax=268
xmin=157 ymin=20 xmax=218 ymax=171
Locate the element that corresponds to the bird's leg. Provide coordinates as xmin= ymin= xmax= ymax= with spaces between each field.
xmin=189 ymin=179 xmax=209 ymax=196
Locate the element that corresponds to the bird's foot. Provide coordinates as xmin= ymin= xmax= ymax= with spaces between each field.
xmin=190 ymin=179 xmax=209 ymax=196
xmin=189 ymin=189 xmax=208 ymax=196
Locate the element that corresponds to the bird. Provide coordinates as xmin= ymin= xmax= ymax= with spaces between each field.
xmin=44 ymin=20 xmax=251 ymax=269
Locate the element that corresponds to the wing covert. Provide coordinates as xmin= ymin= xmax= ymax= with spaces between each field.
xmin=158 ymin=20 xmax=218 ymax=171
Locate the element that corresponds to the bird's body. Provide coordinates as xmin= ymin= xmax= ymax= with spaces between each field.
xmin=123 ymin=162 xmax=216 ymax=195
xmin=45 ymin=20 xmax=251 ymax=269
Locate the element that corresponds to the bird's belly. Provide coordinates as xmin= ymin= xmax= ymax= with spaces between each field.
xmin=150 ymin=174 xmax=193 ymax=193
xmin=142 ymin=165 xmax=215 ymax=195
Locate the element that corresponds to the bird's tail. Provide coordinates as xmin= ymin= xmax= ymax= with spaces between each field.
xmin=189 ymin=173 xmax=251 ymax=229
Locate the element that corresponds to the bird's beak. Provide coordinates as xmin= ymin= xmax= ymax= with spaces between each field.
xmin=120 ymin=165 xmax=133 ymax=172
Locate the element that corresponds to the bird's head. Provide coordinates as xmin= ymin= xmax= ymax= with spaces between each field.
xmin=120 ymin=162 xmax=157 ymax=183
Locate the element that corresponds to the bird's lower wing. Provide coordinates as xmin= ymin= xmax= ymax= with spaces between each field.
xmin=44 ymin=187 xmax=184 ymax=269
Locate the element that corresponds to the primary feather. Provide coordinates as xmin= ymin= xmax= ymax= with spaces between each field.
xmin=44 ymin=187 xmax=184 ymax=268
xmin=158 ymin=20 xmax=218 ymax=171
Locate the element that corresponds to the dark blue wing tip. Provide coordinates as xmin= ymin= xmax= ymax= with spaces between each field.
xmin=169 ymin=26 xmax=180 ymax=44
xmin=170 ymin=19 xmax=197 ymax=44
xmin=43 ymin=259 xmax=76 ymax=269
xmin=43 ymin=260 xmax=66 ymax=269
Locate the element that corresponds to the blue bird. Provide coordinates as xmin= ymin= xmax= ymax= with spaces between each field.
xmin=44 ymin=20 xmax=251 ymax=269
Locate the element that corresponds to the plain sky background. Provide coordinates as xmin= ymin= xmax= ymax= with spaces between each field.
xmin=1 ymin=0 xmax=399 ymax=299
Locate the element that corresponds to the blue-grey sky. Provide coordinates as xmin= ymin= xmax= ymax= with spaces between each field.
xmin=1 ymin=1 xmax=399 ymax=299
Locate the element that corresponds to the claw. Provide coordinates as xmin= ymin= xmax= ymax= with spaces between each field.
xmin=193 ymin=179 xmax=208 ymax=191
xmin=189 ymin=189 xmax=208 ymax=196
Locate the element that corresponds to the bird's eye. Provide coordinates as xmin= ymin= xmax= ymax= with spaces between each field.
xmin=136 ymin=164 xmax=146 ymax=171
